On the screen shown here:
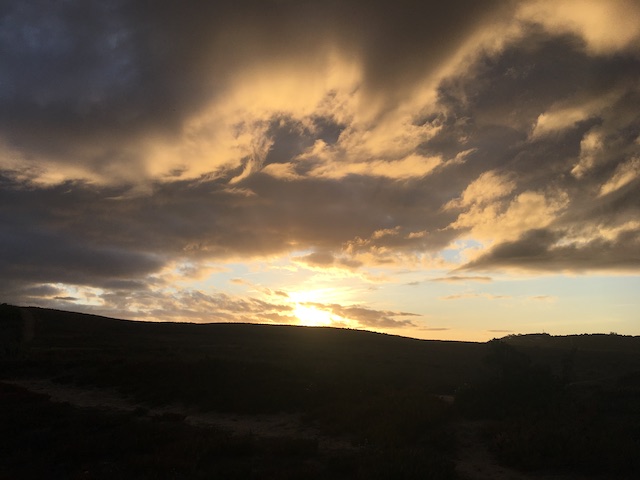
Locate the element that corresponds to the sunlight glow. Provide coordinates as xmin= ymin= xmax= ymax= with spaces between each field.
xmin=288 ymin=289 xmax=345 ymax=327
xmin=294 ymin=304 xmax=333 ymax=327
xmin=288 ymin=287 xmax=347 ymax=304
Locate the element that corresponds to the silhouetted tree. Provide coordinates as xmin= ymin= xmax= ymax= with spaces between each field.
xmin=0 ymin=304 xmax=22 ymax=358
xmin=456 ymin=339 xmax=562 ymax=418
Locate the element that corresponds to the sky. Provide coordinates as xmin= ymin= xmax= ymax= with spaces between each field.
xmin=1 ymin=0 xmax=639 ymax=341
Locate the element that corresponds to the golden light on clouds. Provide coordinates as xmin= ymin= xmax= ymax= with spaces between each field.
xmin=287 ymin=288 xmax=358 ymax=328
xmin=1 ymin=0 xmax=639 ymax=341
xmin=519 ymin=0 xmax=640 ymax=54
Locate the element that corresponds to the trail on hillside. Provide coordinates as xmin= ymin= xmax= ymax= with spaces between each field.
xmin=7 ymin=378 xmax=353 ymax=452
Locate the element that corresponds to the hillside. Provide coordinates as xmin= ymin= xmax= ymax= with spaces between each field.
xmin=3 ymin=305 xmax=487 ymax=408
xmin=2 ymin=305 xmax=640 ymax=479
xmin=4 ymin=305 xmax=639 ymax=393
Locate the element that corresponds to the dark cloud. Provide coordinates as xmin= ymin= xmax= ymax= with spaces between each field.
xmin=263 ymin=116 xmax=344 ymax=168
xmin=0 ymin=166 xmax=457 ymax=303
xmin=0 ymin=0 xmax=512 ymax=177
xmin=0 ymin=222 xmax=163 ymax=289
xmin=462 ymin=228 xmax=640 ymax=272
xmin=424 ymin=28 xmax=640 ymax=274
xmin=353 ymin=0 xmax=513 ymax=104
xmin=425 ymin=36 xmax=640 ymax=192
xmin=294 ymin=251 xmax=336 ymax=267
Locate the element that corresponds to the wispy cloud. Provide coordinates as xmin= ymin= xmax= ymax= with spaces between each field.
xmin=528 ymin=295 xmax=557 ymax=302
xmin=440 ymin=293 xmax=511 ymax=301
xmin=431 ymin=276 xmax=493 ymax=283
xmin=302 ymin=302 xmax=419 ymax=329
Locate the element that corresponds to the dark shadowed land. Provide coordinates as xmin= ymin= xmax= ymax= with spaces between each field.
xmin=2 ymin=304 xmax=640 ymax=479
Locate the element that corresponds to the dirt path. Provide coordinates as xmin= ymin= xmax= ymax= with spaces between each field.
xmin=454 ymin=420 xmax=600 ymax=480
xmin=454 ymin=419 xmax=531 ymax=480
xmin=7 ymin=378 xmax=353 ymax=451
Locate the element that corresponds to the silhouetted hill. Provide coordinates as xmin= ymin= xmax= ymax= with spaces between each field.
xmin=502 ymin=331 xmax=640 ymax=354
xmin=500 ymin=332 xmax=640 ymax=387
xmin=6 ymin=305 xmax=487 ymax=396
xmin=4 ymin=305 xmax=640 ymax=391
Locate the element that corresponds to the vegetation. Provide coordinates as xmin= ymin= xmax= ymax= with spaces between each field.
xmin=0 ymin=303 xmax=22 ymax=358
xmin=456 ymin=339 xmax=640 ymax=478
xmin=2 ymin=305 xmax=640 ymax=478
xmin=0 ymin=381 xmax=329 ymax=479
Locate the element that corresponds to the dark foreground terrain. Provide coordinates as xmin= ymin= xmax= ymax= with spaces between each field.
xmin=1 ymin=304 xmax=639 ymax=479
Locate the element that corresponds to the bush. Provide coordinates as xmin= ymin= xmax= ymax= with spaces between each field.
xmin=455 ymin=340 xmax=640 ymax=477
xmin=456 ymin=340 xmax=562 ymax=419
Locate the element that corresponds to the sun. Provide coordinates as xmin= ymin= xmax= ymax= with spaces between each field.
xmin=288 ymin=288 xmax=346 ymax=327
xmin=294 ymin=304 xmax=333 ymax=327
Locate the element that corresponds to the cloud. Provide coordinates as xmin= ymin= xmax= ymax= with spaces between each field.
xmin=572 ymin=129 xmax=605 ymax=178
xmin=440 ymin=293 xmax=511 ymax=301
xmin=445 ymin=170 xmax=516 ymax=210
xmin=449 ymin=190 xmax=569 ymax=244
xmin=461 ymin=227 xmax=640 ymax=273
xmin=304 ymin=302 xmax=419 ymax=329
xmin=431 ymin=276 xmax=493 ymax=283
xmin=100 ymin=289 xmax=296 ymax=324
xmin=528 ymin=295 xmax=557 ymax=302
xmin=518 ymin=0 xmax=640 ymax=55
xmin=0 ymin=0 xmax=514 ymax=186
xmin=529 ymin=89 xmax=624 ymax=139
xmin=0 ymin=0 xmax=639 ymax=324
xmin=341 ymin=225 xmax=456 ymax=268
xmin=294 ymin=251 xmax=336 ymax=267
xmin=0 ymin=223 xmax=163 ymax=291
xmin=306 ymin=153 xmax=443 ymax=180
xmin=599 ymin=157 xmax=640 ymax=196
